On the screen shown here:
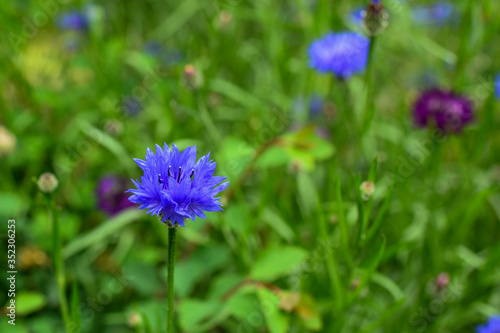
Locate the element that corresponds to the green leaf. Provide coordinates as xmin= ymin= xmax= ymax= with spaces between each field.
xmin=178 ymin=299 xmax=224 ymax=332
xmin=225 ymin=288 xmax=261 ymax=320
xmin=360 ymin=298 xmax=405 ymax=333
xmin=250 ymin=246 xmax=308 ymax=281
xmin=123 ymin=262 xmax=163 ymax=296
xmin=76 ymin=119 xmax=134 ymax=174
xmin=210 ymin=78 xmax=264 ymax=110
xmin=255 ymin=146 xmax=290 ymax=169
xmin=257 ymin=288 xmax=290 ymax=333
xmin=371 ymin=273 xmax=405 ymax=301
xmin=295 ymin=293 xmax=322 ymax=331
xmin=174 ymin=243 xmax=232 ymax=297
xmin=0 ymin=319 xmax=27 ymax=333
xmin=350 ymin=236 xmax=387 ymax=302
xmin=260 ymin=207 xmax=295 ymax=242
xmin=13 ymin=292 xmax=46 ymax=316
xmin=63 ymin=209 xmax=143 ymax=259
xmin=296 ymin=172 xmax=319 ymax=219
xmin=0 ymin=193 xmax=25 ymax=216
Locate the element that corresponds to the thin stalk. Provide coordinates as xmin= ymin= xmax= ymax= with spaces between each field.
xmin=51 ymin=200 xmax=70 ymax=332
xmin=454 ymin=1 xmax=473 ymax=90
xmin=316 ymin=202 xmax=344 ymax=311
xmin=167 ymin=226 xmax=177 ymax=333
xmin=360 ymin=37 xmax=377 ymax=137
xmin=336 ymin=178 xmax=353 ymax=270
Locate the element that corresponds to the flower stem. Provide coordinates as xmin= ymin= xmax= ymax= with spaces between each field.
xmin=167 ymin=226 xmax=177 ymax=333
xmin=50 ymin=200 xmax=70 ymax=332
xmin=360 ymin=36 xmax=377 ymax=137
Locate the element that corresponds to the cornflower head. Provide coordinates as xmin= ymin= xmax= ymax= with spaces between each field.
xmin=56 ymin=10 xmax=89 ymax=32
xmin=476 ymin=316 xmax=500 ymax=333
xmin=413 ymin=88 xmax=473 ymax=134
xmin=127 ymin=144 xmax=229 ymax=227
xmin=363 ymin=0 xmax=389 ymax=36
xmin=308 ymin=31 xmax=370 ymax=79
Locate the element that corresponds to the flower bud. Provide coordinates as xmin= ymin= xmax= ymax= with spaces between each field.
xmin=363 ymin=0 xmax=389 ymax=36
xmin=217 ymin=11 xmax=233 ymax=29
xmin=0 ymin=126 xmax=16 ymax=156
xmin=182 ymin=64 xmax=203 ymax=91
xmin=104 ymin=119 xmax=123 ymax=136
xmin=37 ymin=172 xmax=59 ymax=193
xmin=360 ymin=181 xmax=375 ymax=201
xmin=435 ymin=272 xmax=450 ymax=292
xmin=127 ymin=312 xmax=142 ymax=327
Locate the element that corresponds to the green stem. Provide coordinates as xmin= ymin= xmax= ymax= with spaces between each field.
xmin=316 ymin=201 xmax=344 ymax=311
xmin=51 ymin=200 xmax=70 ymax=332
xmin=360 ymin=36 xmax=377 ymax=137
xmin=167 ymin=226 xmax=177 ymax=333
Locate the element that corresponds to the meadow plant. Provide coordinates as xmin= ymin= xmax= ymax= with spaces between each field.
xmin=128 ymin=143 xmax=229 ymax=332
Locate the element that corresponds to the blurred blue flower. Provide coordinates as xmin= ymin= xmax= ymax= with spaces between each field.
xmin=495 ymin=74 xmax=500 ymax=99
xmin=412 ymin=2 xmax=456 ymax=26
xmin=122 ymin=97 xmax=142 ymax=116
xmin=477 ymin=316 xmax=500 ymax=333
xmin=308 ymin=31 xmax=370 ymax=79
xmin=128 ymin=144 xmax=229 ymax=227
xmin=143 ymin=41 xmax=183 ymax=65
xmin=309 ymin=95 xmax=324 ymax=119
xmin=56 ymin=10 xmax=88 ymax=31
xmin=349 ymin=7 xmax=365 ymax=27
xmin=143 ymin=41 xmax=164 ymax=57
xmin=96 ymin=175 xmax=136 ymax=215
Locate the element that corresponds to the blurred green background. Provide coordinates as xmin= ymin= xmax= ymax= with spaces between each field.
xmin=1 ymin=0 xmax=499 ymax=332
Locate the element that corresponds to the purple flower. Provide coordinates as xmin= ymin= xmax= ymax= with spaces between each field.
xmin=308 ymin=31 xmax=370 ymax=79
xmin=477 ymin=316 xmax=500 ymax=333
xmin=127 ymin=144 xmax=229 ymax=227
xmin=413 ymin=88 xmax=473 ymax=133
xmin=96 ymin=176 xmax=136 ymax=215
xmin=56 ymin=10 xmax=88 ymax=31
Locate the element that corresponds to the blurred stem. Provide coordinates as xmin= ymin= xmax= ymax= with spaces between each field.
xmin=454 ymin=2 xmax=473 ymax=90
xmin=167 ymin=226 xmax=177 ymax=333
xmin=195 ymin=92 xmax=222 ymax=148
xmin=360 ymin=37 xmax=377 ymax=137
xmin=336 ymin=178 xmax=353 ymax=270
xmin=317 ymin=201 xmax=344 ymax=311
xmin=50 ymin=199 xmax=70 ymax=332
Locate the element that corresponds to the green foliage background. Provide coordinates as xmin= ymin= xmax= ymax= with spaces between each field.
xmin=0 ymin=0 xmax=499 ymax=332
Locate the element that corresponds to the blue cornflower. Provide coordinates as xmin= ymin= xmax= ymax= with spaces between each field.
xmin=56 ymin=10 xmax=89 ymax=31
xmin=308 ymin=31 xmax=370 ymax=79
xmin=494 ymin=74 xmax=500 ymax=99
xmin=349 ymin=7 xmax=365 ymax=27
xmin=476 ymin=316 xmax=500 ymax=333
xmin=309 ymin=95 xmax=324 ymax=119
xmin=412 ymin=2 xmax=456 ymax=26
xmin=122 ymin=97 xmax=142 ymax=116
xmin=127 ymin=144 xmax=229 ymax=227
